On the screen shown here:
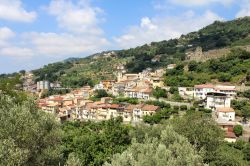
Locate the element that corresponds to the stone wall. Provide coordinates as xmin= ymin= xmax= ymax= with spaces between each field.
xmin=186 ymin=45 xmax=250 ymax=62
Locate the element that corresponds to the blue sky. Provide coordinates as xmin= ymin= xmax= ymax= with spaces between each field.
xmin=0 ymin=0 xmax=249 ymax=73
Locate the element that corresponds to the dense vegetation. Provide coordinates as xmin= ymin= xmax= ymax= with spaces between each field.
xmin=29 ymin=17 xmax=250 ymax=88
xmin=1 ymin=84 xmax=250 ymax=165
xmin=165 ymin=48 xmax=250 ymax=86
xmin=180 ymin=17 xmax=250 ymax=51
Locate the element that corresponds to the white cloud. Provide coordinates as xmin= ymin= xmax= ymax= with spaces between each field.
xmin=25 ymin=32 xmax=109 ymax=57
xmin=0 ymin=27 xmax=15 ymax=40
xmin=114 ymin=10 xmax=223 ymax=48
xmin=0 ymin=27 xmax=15 ymax=46
xmin=169 ymin=0 xmax=234 ymax=7
xmin=47 ymin=0 xmax=103 ymax=35
xmin=236 ymin=0 xmax=250 ymax=18
xmin=0 ymin=47 xmax=34 ymax=58
xmin=0 ymin=0 xmax=36 ymax=22
xmin=0 ymin=0 xmax=109 ymax=62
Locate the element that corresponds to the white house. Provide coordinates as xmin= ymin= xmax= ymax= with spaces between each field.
xmin=94 ymin=82 xmax=104 ymax=90
xmin=194 ymin=84 xmax=214 ymax=99
xmin=206 ymin=92 xmax=231 ymax=110
xmin=125 ymin=88 xmax=152 ymax=100
xmin=216 ymin=107 xmax=235 ymax=122
xmin=178 ymin=87 xmax=194 ymax=99
xmin=194 ymin=84 xmax=237 ymax=100
xmin=215 ymin=85 xmax=236 ymax=99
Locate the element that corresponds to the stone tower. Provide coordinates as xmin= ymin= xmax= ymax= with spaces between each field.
xmin=116 ymin=64 xmax=126 ymax=82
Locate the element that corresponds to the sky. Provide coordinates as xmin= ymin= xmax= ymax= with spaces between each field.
xmin=0 ymin=0 xmax=249 ymax=73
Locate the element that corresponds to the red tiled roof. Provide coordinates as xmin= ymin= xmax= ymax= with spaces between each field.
xmin=217 ymin=107 xmax=235 ymax=113
xmin=142 ymin=104 xmax=160 ymax=112
xmin=110 ymin=104 xmax=120 ymax=109
xmin=49 ymin=97 xmax=64 ymax=101
xmin=194 ymin=84 xmax=214 ymax=89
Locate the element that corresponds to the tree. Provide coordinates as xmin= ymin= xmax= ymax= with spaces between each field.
xmin=171 ymin=112 xmax=224 ymax=163
xmin=233 ymin=125 xmax=243 ymax=137
xmin=241 ymin=105 xmax=250 ymax=123
xmin=65 ymin=153 xmax=82 ymax=166
xmin=94 ymin=89 xmax=109 ymax=98
xmin=210 ymin=143 xmax=248 ymax=166
xmin=243 ymin=143 xmax=250 ymax=161
xmin=188 ymin=61 xmax=198 ymax=71
xmin=218 ymin=73 xmax=232 ymax=82
xmin=243 ymin=90 xmax=250 ymax=99
xmin=62 ymin=118 xmax=131 ymax=166
xmin=0 ymin=95 xmax=63 ymax=165
xmin=169 ymin=86 xmax=178 ymax=94
xmin=105 ymin=126 xmax=203 ymax=166
xmin=153 ymin=87 xmax=167 ymax=99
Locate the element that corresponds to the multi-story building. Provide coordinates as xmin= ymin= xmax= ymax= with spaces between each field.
xmin=194 ymin=84 xmax=214 ymax=100
xmin=205 ymin=92 xmax=231 ymax=110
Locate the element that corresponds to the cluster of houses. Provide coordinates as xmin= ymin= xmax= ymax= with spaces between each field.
xmin=37 ymin=91 xmax=160 ymax=123
xmin=179 ymin=83 xmax=238 ymax=142
xmin=35 ymin=64 xmax=244 ymax=142
xmin=94 ymin=65 xmax=165 ymax=100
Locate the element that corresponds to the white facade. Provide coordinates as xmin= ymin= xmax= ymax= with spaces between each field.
xmin=194 ymin=84 xmax=237 ymax=100
xmin=216 ymin=107 xmax=235 ymax=122
xmin=217 ymin=111 xmax=235 ymax=122
xmin=206 ymin=92 xmax=231 ymax=110
xmin=37 ymin=81 xmax=50 ymax=91
xmin=94 ymin=83 xmax=104 ymax=90
xmin=194 ymin=84 xmax=214 ymax=100
xmin=125 ymin=90 xmax=150 ymax=100
xmin=178 ymin=87 xmax=194 ymax=99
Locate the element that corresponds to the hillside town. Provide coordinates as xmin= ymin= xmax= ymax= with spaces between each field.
xmin=31 ymin=64 xmax=250 ymax=142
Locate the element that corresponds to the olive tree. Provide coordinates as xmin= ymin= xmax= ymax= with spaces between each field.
xmin=0 ymin=95 xmax=63 ymax=165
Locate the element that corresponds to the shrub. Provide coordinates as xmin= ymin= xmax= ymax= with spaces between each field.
xmin=233 ymin=125 xmax=243 ymax=137
xmin=180 ymin=105 xmax=188 ymax=111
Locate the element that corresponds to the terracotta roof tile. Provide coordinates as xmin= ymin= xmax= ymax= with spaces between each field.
xmin=217 ymin=107 xmax=235 ymax=113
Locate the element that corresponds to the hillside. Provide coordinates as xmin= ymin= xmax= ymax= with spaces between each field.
xmin=32 ymin=17 xmax=250 ymax=88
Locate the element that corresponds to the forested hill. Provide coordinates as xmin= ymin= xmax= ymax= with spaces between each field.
xmin=31 ymin=16 xmax=250 ymax=88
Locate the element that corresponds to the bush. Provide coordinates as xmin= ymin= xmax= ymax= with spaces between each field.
xmin=169 ymin=87 xmax=178 ymax=94
xmin=153 ymin=87 xmax=167 ymax=99
xmin=180 ymin=105 xmax=188 ymax=111
xmin=233 ymin=125 xmax=243 ymax=137
xmin=173 ymin=106 xmax=179 ymax=111
xmin=199 ymin=108 xmax=212 ymax=113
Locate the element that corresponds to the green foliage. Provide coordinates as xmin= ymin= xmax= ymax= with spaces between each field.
xmin=113 ymin=97 xmax=139 ymax=104
xmin=41 ymin=89 xmax=70 ymax=98
xmin=169 ymin=86 xmax=178 ymax=94
xmin=210 ymin=143 xmax=248 ymax=166
xmin=93 ymin=89 xmax=109 ymax=99
xmin=233 ymin=125 xmax=243 ymax=137
xmin=243 ymin=90 xmax=250 ymax=99
xmin=184 ymin=17 xmax=250 ymax=51
xmin=152 ymin=87 xmax=167 ymax=99
xmin=199 ymin=108 xmax=212 ymax=114
xmin=143 ymin=108 xmax=178 ymax=125
xmin=243 ymin=143 xmax=250 ymax=161
xmin=170 ymin=112 xmax=224 ymax=163
xmin=165 ymin=48 xmax=250 ymax=86
xmin=33 ymin=61 xmax=73 ymax=82
xmin=180 ymin=105 xmax=188 ymax=111
xmin=145 ymin=100 xmax=171 ymax=109
xmin=0 ymin=75 xmax=27 ymax=104
xmin=105 ymin=126 xmax=203 ymax=166
xmin=30 ymin=17 xmax=250 ymax=84
xmin=62 ymin=118 xmax=131 ymax=166
xmin=0 ymin=95 xmax=63 ymax=165
xmin=188 ymin=61 xmax=199 ymax=71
